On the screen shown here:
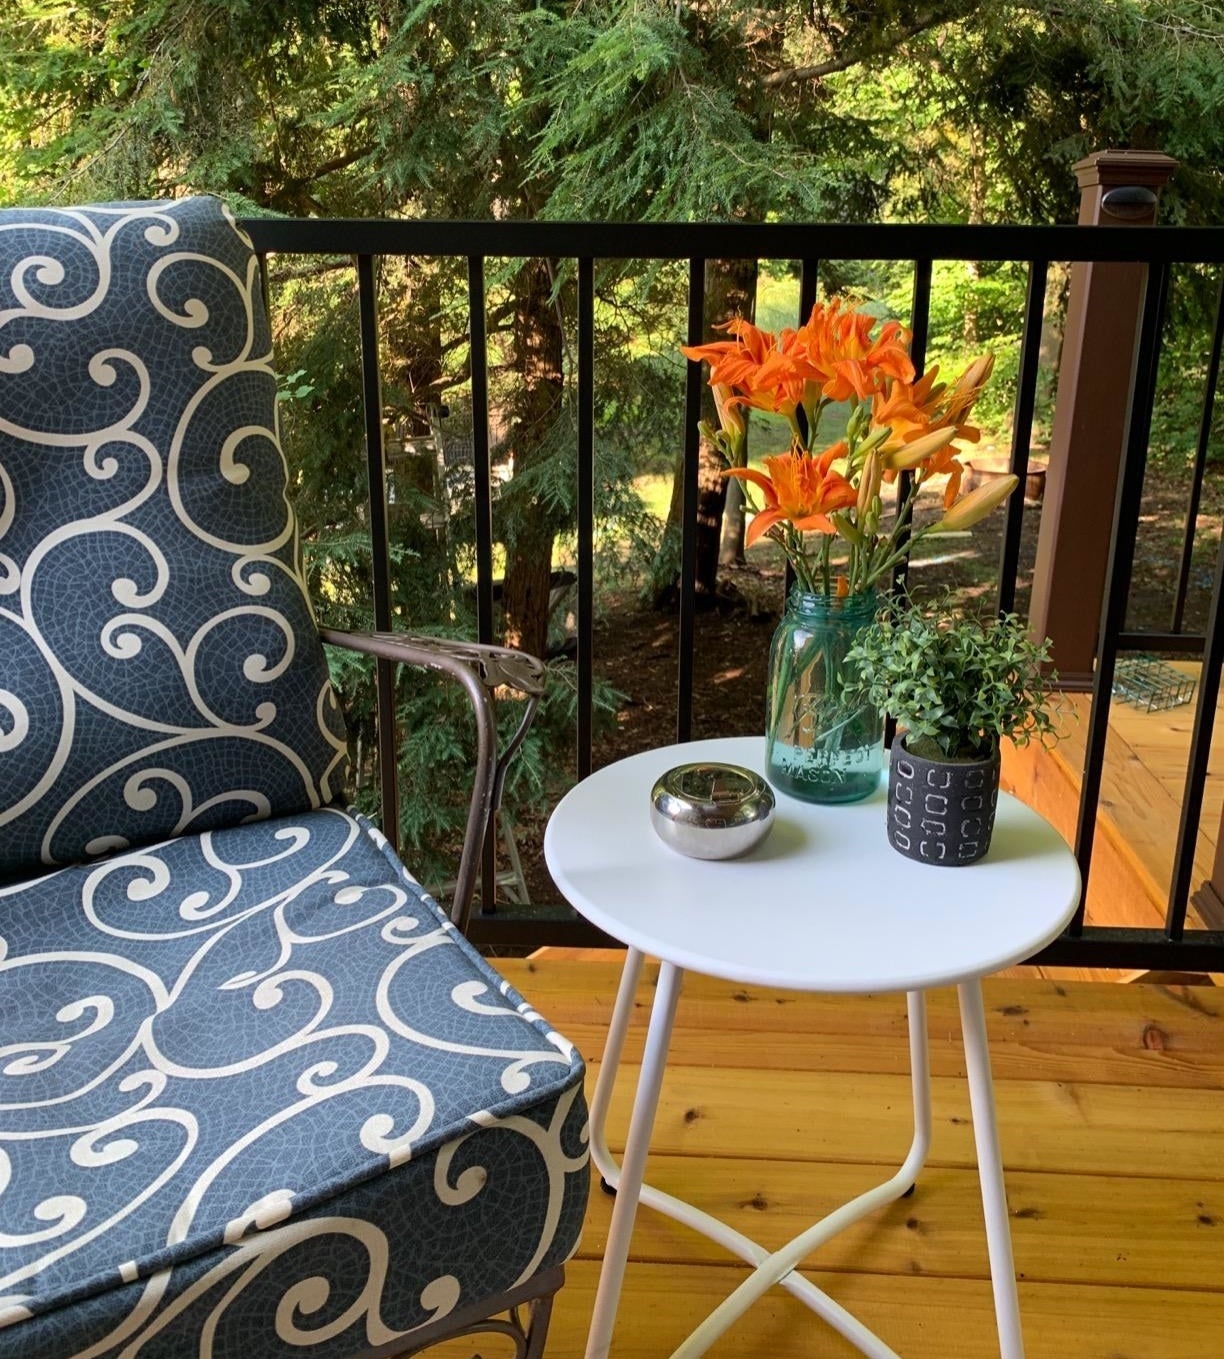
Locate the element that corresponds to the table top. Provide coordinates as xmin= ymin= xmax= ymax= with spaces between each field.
xmin=544 ymin=736 xmax=1082 ymax=993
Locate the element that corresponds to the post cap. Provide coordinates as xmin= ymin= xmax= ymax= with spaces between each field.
xmin=1073 ymin=149 xmax=1179 ymax=190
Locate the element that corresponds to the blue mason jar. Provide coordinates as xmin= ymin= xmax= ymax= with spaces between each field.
xmin=765 ymin=587 xmax=884 ymax=803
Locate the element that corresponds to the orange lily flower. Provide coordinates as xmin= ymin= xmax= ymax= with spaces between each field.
xmin=871 ymin=367 xmax=942 ymax=449
xmin=723 ymin=443 xmax=857 ymax=545
xmin=681 ymin=317 xmax=775 ymax=388
xmin=792 ymin=299 xmax=915 ymax=402
xmin=682 ymin=302 xmax=918 ymax=422
xmin=682 ymin=318 xmax=806 ymax=416
xmin=872 ymin=355 xmax=993 ymax=502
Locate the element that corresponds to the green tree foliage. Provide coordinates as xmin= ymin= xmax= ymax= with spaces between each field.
xmin=5 ymin=2 xmax=1222 ymax=225
xmin=3 ymin=0 xmax=1221 ymax=885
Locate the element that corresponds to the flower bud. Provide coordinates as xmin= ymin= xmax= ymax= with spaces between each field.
xmin=882 ymin=426 xmax=957 ymax=471
xmin=857 ymin=449 xmax=882 ymax=519
xmin=712 ymin=383 xmax=746 ymax=443
xmin=938 ymin=474 xmax=1019 ymax=531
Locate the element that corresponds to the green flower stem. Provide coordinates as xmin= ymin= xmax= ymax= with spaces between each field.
xmin=846 ymin=474 xmax=927 ymax=594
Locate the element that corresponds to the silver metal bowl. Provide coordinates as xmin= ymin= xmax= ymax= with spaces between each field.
xmin=650 ymin=762 xmax=776 ymax=860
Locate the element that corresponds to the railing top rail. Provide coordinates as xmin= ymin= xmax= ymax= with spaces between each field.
xmin=241 ymin=216 xmax=1224 ymax=264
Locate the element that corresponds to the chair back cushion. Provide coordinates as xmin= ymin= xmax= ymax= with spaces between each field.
xmin=0 ymin=197 xmax=349 ymax=877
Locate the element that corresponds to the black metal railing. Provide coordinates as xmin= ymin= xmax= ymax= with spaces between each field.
xmin=243 ymin=216 xmax=1224 ymax=971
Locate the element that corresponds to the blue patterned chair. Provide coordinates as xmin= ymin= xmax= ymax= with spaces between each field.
xmin=0 ymin=198 xmax=589 ymax=1358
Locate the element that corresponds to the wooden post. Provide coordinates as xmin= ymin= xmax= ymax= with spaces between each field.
xmin=1029 ymin=149 xmax=1178 ymax=683
xmin=1193 ymin=849 xmax=1224 ymax=929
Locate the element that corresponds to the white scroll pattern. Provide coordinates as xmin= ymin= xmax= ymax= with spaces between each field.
xmin=0 ymin=198 xmax=349 ymax=878
xmin=0 ymin=808 xmax=589 ymax=1357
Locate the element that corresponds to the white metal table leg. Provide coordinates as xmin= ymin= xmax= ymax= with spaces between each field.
xmin=958 ymin=979 xmax=1025 ymax=1359
xmin=584 ymin=958 xmax=685 ymax=1359
xmin=586 ymin=976 xmax=935 ymax=1359
xmin=666 ymin=989 xmax=931 ymax=1359
xmin=587 ymin=946 xmax=646 ymax=1191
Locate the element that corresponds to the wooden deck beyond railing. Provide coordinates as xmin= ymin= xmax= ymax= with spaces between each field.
xmin=442 ymin=956 xmax=1224 ymax=1359
xmin=1002 ymin=660 xmax=1224 ymax=962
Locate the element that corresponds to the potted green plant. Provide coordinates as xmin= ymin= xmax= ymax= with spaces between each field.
xmin=845 ymin=600 xmax=1059 ymax=865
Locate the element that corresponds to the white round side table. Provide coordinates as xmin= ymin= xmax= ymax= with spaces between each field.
xmin=544 ymin=736 xmax=1081 ymax=1359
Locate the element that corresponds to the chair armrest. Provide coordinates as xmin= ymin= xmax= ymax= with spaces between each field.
xmin=320 ymin=628 xmax=546 ymax=932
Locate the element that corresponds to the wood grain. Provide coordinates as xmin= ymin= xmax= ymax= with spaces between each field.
xmin=504 ymin=962 xmax=1224 ymax=1087
xmin=415 ymin=960 xmax=1224 ymax=1359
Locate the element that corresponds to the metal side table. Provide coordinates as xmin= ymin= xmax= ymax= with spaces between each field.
xmin=544 ymin=736 xmax=1081 ymax=1359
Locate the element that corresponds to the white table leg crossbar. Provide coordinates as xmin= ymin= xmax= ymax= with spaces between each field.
xmin=585 ymin=956 xmax=946 ymax=1359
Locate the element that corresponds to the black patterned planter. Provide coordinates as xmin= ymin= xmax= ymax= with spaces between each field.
xmin=887 ymin=737 xmax=1001 ymax=867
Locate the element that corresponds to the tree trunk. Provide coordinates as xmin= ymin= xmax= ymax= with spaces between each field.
xmin=654 ymin=256 xmax=758 ymax=606
xmin=501 ymin=257 xmax=565 ymax=656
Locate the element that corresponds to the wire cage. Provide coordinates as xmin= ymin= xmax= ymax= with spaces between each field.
xmin=1111 ymin=655 xmax=1198 ymax=712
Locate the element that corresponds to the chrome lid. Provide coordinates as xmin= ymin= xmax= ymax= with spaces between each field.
xmin=650 ymin=762 xmax=775 ymax=859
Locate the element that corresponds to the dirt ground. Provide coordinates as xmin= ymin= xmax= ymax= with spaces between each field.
xmin=505 ymin=461 xmax=1224 ymax=911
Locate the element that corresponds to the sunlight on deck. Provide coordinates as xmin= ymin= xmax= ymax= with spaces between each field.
xmin=1003 ymin=659 xmax=1224 ymax=949
xmin=448 ymin=956 xmax=1224 ymax=1358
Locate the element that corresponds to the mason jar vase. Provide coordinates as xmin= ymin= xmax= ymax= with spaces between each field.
xmin=765 ymin=587 xmax=884 ymax=804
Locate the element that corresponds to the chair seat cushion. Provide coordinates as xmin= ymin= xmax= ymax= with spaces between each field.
xmin=0 ymin=809 xmax=589 ymax=1358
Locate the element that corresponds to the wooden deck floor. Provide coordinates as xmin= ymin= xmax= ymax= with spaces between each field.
xmin=1002 ymin=660 xmax=1224 ymax=945
xmin=457 ymin=957 xmax=1224 ymax=1359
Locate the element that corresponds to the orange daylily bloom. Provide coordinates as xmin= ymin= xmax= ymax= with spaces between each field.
xmin=723 ymin=443 xmax=857 ymax=545
xmin=943 ymin=459 xmax=965 ymax=508
xmin=872 ymin=355 xmax=993 ymax=495
xmin=682 ymin=318 xmax=806 ymax=416
xmin=682 ymin=301 xmax=917 ymax=422
xmin=871 ymin=367 xmax=943 ymax=450
xmin=792 ymin=299 xmax=915 ymax=403
xmin=682 ymin=317 xmax=775 ymax=387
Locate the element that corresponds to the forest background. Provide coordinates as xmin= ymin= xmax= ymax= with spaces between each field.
xmin=2 ymin=0 xmax=1223 ymax=904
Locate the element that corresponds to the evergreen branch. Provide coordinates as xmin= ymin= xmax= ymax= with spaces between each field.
xmin=296 ymin=145 xmax=377 ymax=182
xmin=268 ymin=258 xmax=354 ymax=283
xmin=762 ymin=9 xmax=969 ymax=88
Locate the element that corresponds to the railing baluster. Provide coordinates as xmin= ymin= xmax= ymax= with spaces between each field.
xmin=892 ymin=258 xmax=932 ymax=599
xmin=1171 ymin=270 xmax=1224 ymax=634
xmin=1167 ymin=519 xmax=1224 ymax=937
xmin=255 ymin=252 xmax=271 ymax=314
xmin=465 ymin=256 xmax=498 ymax=913
xmin=783 ymin=259 xmax=822 ymax=598
xmin=677 ymin=258 xmax=706 ymax=744
xmin=885 ymin=259 xmax=934 ymax=748
xmin=1070 ymin=260 xmax=1170 ymax=933
xmin=467 ymin=257 xmax=495 ymax=647
xmin=907 ymin=260 xmax=933 ymax=382
xmin=997 ymin=259 xmax=1048 ymax=617
xmin=577 ymin=256 xmax=596 ymax=779
xmin=798 ymin=258 xmax=820 ymax=319
xmin=356 ymin=253 xmax=399 ymax=855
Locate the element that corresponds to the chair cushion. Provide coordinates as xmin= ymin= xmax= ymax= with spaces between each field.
xmin=0 ymin=809 xmax=589 ymax=1358
xmin=0 ymin=197 xmax=348 ymax=879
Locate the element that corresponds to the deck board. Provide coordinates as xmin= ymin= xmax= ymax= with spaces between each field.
xmin=462 ymin=959 xmax=1224 ymax=1359
xmin=577 ymin=1157 xmax=1224 ymax=1291
xmin=542 ymin=1264 xmax=1224 ymax=1359
xmin=512 ymin=958 xmax=1224 ymax=1086
xmin=1005 ymin=660 xmax=1224 ymax=948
